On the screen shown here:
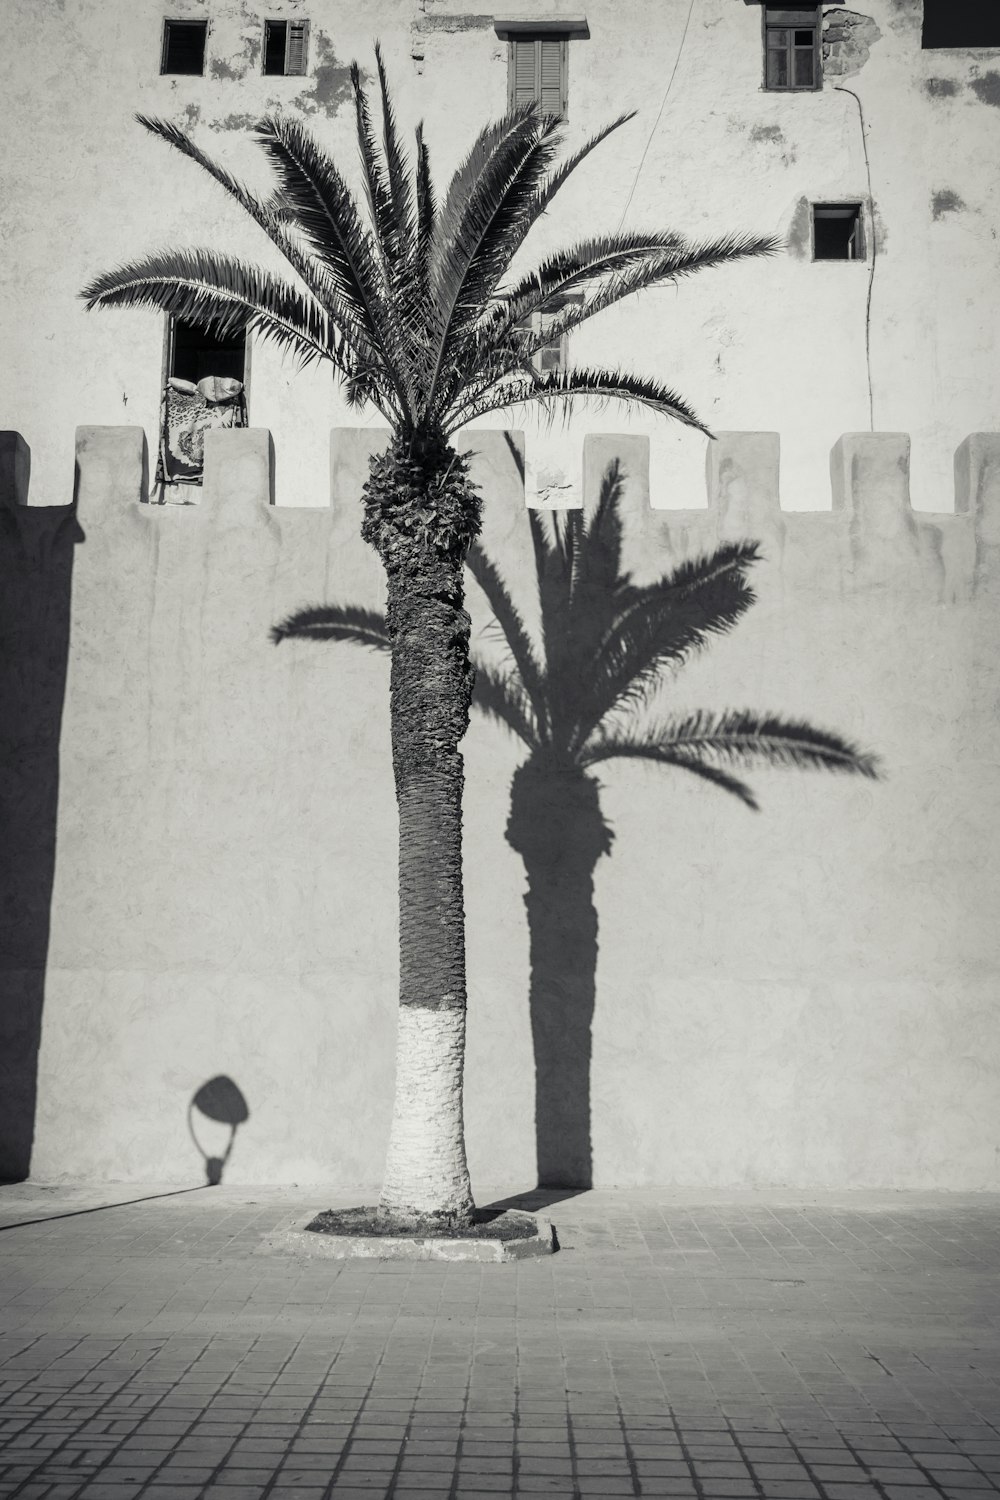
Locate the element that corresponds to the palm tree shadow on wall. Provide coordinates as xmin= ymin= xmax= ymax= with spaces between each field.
xmin=0 ymin=457 xmax=82 ymax=1181
xmin=272 ymin=460 xmax=878 ymax=1189
xmin=188 ymin=1075 xmax=250 ymax=1185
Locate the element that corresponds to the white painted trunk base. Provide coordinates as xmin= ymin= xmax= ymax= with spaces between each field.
xmin=379 ymin=1005 xmax=474 ymax=1220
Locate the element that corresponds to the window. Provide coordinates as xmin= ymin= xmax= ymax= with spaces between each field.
xmin=509 ymin=36 xmax=568 ymax=116
xmin=263 ymin=19 xmax=310 ymax=75
xmin=763 ymin=6 xmax=820 ymax=90
xmin=170 ymin=319 xmax=247 ymax=384
xmin=161 ymin=19 xmax=208 ymax=75
xmin=922 ymin=0 xmax=1000 ymax=48
xmin=812 ymin=203 xmax=865 ymax=260
xmin=518 ymin=295 xmax=582 ymax=376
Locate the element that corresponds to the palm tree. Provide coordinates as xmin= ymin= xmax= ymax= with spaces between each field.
xmin=274 ymin=459 xmax=879 ymax=1188
xmin=82 ymin=51 xmax=781 ymax=1228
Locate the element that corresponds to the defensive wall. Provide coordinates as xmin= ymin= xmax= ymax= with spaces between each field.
xmin=1 ymin=425 xmax=999 ymax=1189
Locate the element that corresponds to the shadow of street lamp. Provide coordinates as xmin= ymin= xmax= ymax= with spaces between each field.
xmin=188 ymin=1075 xmax=249 ymax=1185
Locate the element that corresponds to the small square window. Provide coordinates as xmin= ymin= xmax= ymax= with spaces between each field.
xmin=922 ymin=0 xmax=1000 ymax=48
xmin=763 ymin=5 xmax=820 ymax=90
xmin=161 ymin=20 xmax=208 ymax=76
xmin=509 ymin=35 xmax=568 ymax=117
xmin=812 ymin=203 xmax=865 ymax=260
xmin=263 ymin=19 xmax=310 ymax=76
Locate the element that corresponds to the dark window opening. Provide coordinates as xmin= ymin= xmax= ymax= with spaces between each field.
xmin=764 ymin=5 xmax=820 ymax=89
xmin=509 ymin=35 xmax=568 ymax=117
xmin=922 ymin=0 xmax=1000 ymax=48
xmin=812 ymin=203 xmax=865 ymax=260
xmin=263 ymin=19 xmax=310 ymax=75
xmin=161 ymin=20 xmax=208 ymax=75
xmin=170 ymin=319 xmax=247 ymax=384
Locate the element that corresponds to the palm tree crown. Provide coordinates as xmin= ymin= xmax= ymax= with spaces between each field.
xmin=82 ymin=47 xmax=778 ymax=445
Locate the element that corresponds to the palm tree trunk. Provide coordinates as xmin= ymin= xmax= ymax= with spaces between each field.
xmin=507 ymin=761 xmax=612 ymax=1190
xmin=362 ymin=436 xmax=481 ymax=1228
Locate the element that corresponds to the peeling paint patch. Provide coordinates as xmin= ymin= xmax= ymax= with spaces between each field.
xmin=293 ymin=33 xmax=353 ymax=117
xmin=750 ymin=124 xmax=784 ymax=143
xmin=925 ymin=76 xmax=960 ymax=98
xmin=932 ymin=189 xmax=966 ymax=219
xmin=971 ymin=71 xmax=1000 ymax=107
xmin=207 ymin=113 xmax=260 ymax=133
xmin=182 ymin=103 xmax=201 ymax=129
xmin=787 ymin=196 xmax=811 ymax=259
xmin=822 ymin=9 xmax=882 ymax=79
xmin=210 ymin=57 xmax=243 ymax=81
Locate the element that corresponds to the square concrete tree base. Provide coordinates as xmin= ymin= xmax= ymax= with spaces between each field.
xmin=259 ymin=1208 xmax=556 ymax=1262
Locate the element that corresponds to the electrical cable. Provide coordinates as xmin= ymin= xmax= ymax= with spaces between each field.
xmin=834 ymin=84 xmax=877 ymax=432
xmin=615 ymin=0 xmax=698 ymax=233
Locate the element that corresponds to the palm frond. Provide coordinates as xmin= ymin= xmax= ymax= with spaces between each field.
xmin=514 ymin=234 xmax=783 ymax=363
xmin=374 ymin=42 xmax=415 ymax=252
xmin=427 ymin=108 xmax=560 ymax=414
xmin=594 ymin=710 xmax=880 ymax=780
xmin=470 ymin=660 xmax=540 ymax=747
xmin=529 ymin=112 xmax=635 ymax=218
xmin=466 ymin=541 xmax=549 ymax=739
xmin=580 ymin=733 xmax=761 ymax=810
xmin=81 ymin=248 xmax=337 ymax=369
xmin=351 ymin=62 xmax=403 ymax=273
xmin=570 ymin=546 xmax=759 ymax=749
xmin=253 ymin=114 xmax=411 ymax=416
xmin=270 ymin=603 xmax=391 ymax=650
xmin=581 ymin=458 xmax=629 ymax=598
xmin=448 ymin=366 xmax=710 ymax=435
xmin=134 ymin=114 xmax=367 ymax=370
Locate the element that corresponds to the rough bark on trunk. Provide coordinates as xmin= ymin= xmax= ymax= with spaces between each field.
xmin=362 ymin=435 xmax=481 ymax=1228
xmin=507 ymin=760 xmax=613 ymax=1189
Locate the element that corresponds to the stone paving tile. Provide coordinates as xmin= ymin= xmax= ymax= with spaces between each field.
xmin=0 ymin=1189 xmax=999 ymax=1499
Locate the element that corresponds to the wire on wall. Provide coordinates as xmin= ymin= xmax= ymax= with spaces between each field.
xmin=834 ymin=84 xmax=877 ymax=433
xmin=615 ymin=0 xmax=698 ymax=233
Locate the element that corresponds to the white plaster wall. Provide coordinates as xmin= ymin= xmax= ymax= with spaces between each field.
xmin=5 ymin=425 xmax=998 ymax=1191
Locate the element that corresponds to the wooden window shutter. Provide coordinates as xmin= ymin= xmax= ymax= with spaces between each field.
xmin=538 ymin=38 xmax=565 ymax=116
xmin=284 ymin=20 xmax=309 ymax=75
xmin=511 ymin=38 xmax=537 ymax=108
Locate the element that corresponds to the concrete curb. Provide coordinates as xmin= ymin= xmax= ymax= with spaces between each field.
xmin=257 ymin=1210 xmax=556 ymax=1262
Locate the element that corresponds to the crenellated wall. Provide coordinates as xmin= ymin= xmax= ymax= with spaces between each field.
xmin=2 ymin=424 xmax=999 ymax=1189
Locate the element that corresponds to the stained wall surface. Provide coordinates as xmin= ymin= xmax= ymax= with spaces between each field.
xmin=2 ymin=425 xmax=998 ymax=1189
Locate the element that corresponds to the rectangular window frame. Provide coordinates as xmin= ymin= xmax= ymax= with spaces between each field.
xmin=507 ymin=35 xmax=569 ymax=119
xmin=762 ymin=5 xmax=821 ymax=92
xmin=811 ymin=202 xmax=866 ymax=262
xmin=262 ymin=18 xmax=310 ymax=76
xmin=160 ymin=18 xmax=209 ymax=76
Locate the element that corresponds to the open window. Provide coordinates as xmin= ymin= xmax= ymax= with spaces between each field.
xmin=812 ymin=203 xmax=865 ymax=260
xmin=763 ymin=5 xmax=821 ymax=90
xmin=161 ymin=20 xmax=208 ymax=75
xmin=158 ymin=319 xmax=249 ymax=492
xmin=170 ymin=319 xmax=247 ymax=385
xmin=263 ymin=19 xmax=310 ymax=75
xmin=922 ymin=0 xmax=1000 ymax=48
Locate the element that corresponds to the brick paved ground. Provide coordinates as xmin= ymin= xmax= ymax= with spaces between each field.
xmin=0 ymin=1186 xmax=997 ymax=1500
